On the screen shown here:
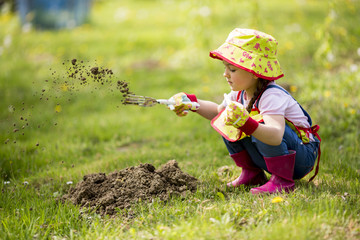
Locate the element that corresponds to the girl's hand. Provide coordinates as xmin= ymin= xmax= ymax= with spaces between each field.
xmin=224 ymin=101 xmax=250 ymax=128
xmin=223 ymin=93 xmax=259 ymax=135
xmin=169 ymin=92 xmax=199 ymax=117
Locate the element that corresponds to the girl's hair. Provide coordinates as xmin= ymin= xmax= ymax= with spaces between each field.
xmin=246 ymin=79 xmax=272 ymax=113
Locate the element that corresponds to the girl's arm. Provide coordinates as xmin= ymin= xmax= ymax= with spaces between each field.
xmin=251 ymin=114 xmax=285 ymax=146
xmin=196 ymin=99 xmax=223 ymax=120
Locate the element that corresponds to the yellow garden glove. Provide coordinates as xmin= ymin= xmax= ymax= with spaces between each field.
xmin=169 ymin=92 xmax=200 ymax=117
xmin=223 ymin=94 xmax=259 ymax=135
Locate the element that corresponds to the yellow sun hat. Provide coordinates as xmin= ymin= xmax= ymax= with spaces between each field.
xmin=210 ymin=28 xmax=284 ymax=80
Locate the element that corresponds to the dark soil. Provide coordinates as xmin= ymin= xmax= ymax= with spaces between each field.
xmin=62 ymin=160 xmax=198 ymax=216
xmin=65 ymin=59 xmax=132 ymax=103
xmin=66 ymin=59 xmax=115 ymax=87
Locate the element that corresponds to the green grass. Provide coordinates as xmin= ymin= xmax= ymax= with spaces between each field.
xmin=0 ymin=0 xmax=359 ymax=239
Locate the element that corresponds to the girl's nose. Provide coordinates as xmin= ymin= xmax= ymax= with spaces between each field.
xmin=223 ymin=70 xmax=230 ymax=78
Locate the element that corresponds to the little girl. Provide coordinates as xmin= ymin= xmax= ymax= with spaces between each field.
xmin=169 ymin=28 xmax=321 ymax=194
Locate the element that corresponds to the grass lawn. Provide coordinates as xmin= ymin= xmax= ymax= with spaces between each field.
xmin=0 ymin=0 xmax=359 ymax=239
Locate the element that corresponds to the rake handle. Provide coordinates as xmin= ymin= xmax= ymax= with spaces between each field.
xmin=157 ymin=99 xmax=175 ymax=110
xmin=157 ymin=100 xmax=200 ymax=112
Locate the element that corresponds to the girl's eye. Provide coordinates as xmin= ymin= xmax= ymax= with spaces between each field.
xmin=224 ymin=66 xmax=236 ymax=72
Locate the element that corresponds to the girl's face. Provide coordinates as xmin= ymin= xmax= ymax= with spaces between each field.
xmin=223 ymin=61 xmax=258 ymax=93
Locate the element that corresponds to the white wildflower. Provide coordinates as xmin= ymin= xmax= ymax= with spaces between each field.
xmin=114 ymin=7 xmax=129 ymax=22
xmin=349 ymin=64 xmax=358 ymax=72
xmin=284 ymin=23 xmax=302 ymax=33
xmin=22 ymin=23 xmax=32 ymax=33
xmin=326 ymin=52 xmax=335 ymax=62
xmin=198 ymin=6 xmax=211 ymax=17
xmin=329 ymin=9 xmax=337 ymax=20
xmin=3 ymin=35 xmax=12 ymax=48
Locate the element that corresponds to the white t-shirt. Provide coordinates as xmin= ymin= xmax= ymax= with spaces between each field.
xmin=222 ymin=82 xmax=311 ymax=129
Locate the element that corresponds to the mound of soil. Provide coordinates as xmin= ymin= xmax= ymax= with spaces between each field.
xmin=62 ymin=160 xmax=198 ymax=216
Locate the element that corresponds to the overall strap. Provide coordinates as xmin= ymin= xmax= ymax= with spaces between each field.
xmin=237 ymin=91 xmax=245 ymax=105
xmin=308 ymin=125 xmax=321 ymax=182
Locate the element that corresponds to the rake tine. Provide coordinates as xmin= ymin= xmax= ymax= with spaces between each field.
xmin=125 ymin=95 xmax=147 ymax=100
xmin=125 ymin=94 xmax=143 ymax=98
xmin=123 ymin=94 xmax=149 ymax=106
xmin=123 ymin=94 xmax=159 ymax=107
xmin=125 ymin=97 xmax=145 ymax=101
xmin=124 ymin=95 xmax=140 ymax=99
xmin=124 ymin=100 xmax=145 ymax=104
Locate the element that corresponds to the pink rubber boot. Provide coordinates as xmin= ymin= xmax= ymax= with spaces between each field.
xmin=250 ymin=151 xmax=296 ymax=194
xmin=227 ymin=151 xmax=267 ymax=187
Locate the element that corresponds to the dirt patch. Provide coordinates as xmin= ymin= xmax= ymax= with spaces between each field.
xmin=62 ymin=160 xmax=198 ymax=216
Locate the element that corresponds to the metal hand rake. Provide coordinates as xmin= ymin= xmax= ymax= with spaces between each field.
xmin=123 ymin=94 xmax=176 ymax=110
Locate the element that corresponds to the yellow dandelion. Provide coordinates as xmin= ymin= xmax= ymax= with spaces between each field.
xmin=129 ymin=228 xmax=136 ymax=236
xmin=284 ymin=41 xmax=294 ymax=50
xmin=343 ymin=103 xmax=349 ymax=108
xmin=324 ymin=90 xmax=331 ymax=98
xmin=166 ymin=47 xmax=175 ymax=55
xmin=290 ymin=85 xmax=298 ymax=93
xmin=61 ymin=83 xmax=68 ymax=91
xmin=271 ymin=196 xmax=284 ymax=203
xmin=55 ymin=104 xmax=62 ymax=113
xmin=349 ymin=109 xmax=356 ymax=115
xmin=0 ymin=13 xmax=12 ymax=23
